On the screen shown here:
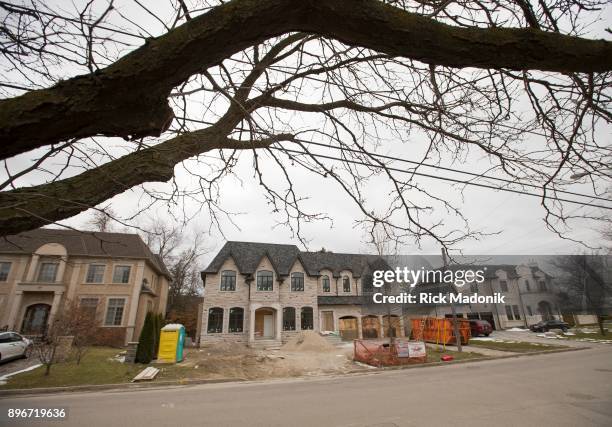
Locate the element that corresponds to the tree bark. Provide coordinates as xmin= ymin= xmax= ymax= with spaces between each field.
xmin=1 ymin=0 xmax=610 ymax=159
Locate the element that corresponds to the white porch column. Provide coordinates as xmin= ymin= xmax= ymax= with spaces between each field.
xmin=275 ymin=306 xmax=282 ymax=341
xmin=249 ymin=305 xmax=256 ymax=343
xmin=399 ymin=316 xmax=406 ymax=338
xmin=379 ymin=315 xmax=385 ymax=338
xmin=47 ymin=290 xmax=64 ymax=328
xmin=7 ymin=291 xmax=23 ymax=330
xmin=357 ymin=317 xmax=363 ymax=339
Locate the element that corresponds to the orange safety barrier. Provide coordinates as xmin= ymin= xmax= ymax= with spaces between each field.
xmin=410 ymin=317 xmax=471 ymax=346
xmin=353 ymin=339 xmax=427 ymax=367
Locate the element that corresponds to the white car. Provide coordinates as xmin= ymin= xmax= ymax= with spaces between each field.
xmin=0 ymin=332 xmax=32 ymax=362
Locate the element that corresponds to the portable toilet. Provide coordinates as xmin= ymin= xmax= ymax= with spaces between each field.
xmin=157 ymin=323 xmax=186 ymax=363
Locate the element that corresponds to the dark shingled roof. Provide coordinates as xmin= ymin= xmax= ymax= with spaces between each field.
xmin=202 ymin=241 xmax=392 ymax=279
xmin=0 ymin=228 xmax=171 ymax=278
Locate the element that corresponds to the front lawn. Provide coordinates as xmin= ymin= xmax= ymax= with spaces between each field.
xmin=563 ymin=331 xmax=612 ymax=342
xmin=425 ymin=347 xmax=481 ymax=362
xmin=0 ymin=347 xmax=142 ymax=390
xmin=468 ymin=340 xmax=567 ymax=353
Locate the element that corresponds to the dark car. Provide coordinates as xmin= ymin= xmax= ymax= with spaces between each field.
xmin=529 ymin=319 xmax=569 ymax=332
xmin=469 ymin=319 xmax=492 ymax=337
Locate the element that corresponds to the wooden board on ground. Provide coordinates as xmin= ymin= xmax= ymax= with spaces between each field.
xmin=132 ymin=367 xmax=160 ymax=382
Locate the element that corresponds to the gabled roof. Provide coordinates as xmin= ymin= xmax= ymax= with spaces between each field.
xmin=0 ymin=228 xmax=171 ymax=279
xmin=202 ymin=241 xmax=392 ymax=279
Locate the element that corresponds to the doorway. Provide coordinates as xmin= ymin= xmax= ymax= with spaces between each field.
xmin=321 ymin=311 xmax=334 ymax=332
xmin=21 ymin=303 xmax=51 ymax=335
xmin=254 ymin=308 xmax=275 ymax=339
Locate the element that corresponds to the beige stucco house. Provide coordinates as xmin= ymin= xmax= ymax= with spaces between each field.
xmin=199 ymin=241 xmax=404 ymax=348
xmin=0 ymin=228 xmax=170 ymax=346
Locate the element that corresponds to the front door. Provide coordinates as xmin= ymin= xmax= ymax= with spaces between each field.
xmin=322 ymin=311 xmax=334 ymax=332
xmin=21 ymin=304 xmax=51 ymax=335
xmin=263 ymin=314 xmax=274 ymax=338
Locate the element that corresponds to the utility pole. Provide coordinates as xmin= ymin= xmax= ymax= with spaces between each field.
xmin=441 ymin=247 xmax=462 ymax=352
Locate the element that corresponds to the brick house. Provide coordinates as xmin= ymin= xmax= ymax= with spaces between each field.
xmin=198 ymin=241 xmax=405 ymax=348
xmin=0 ymin=228 xmax=171 ymax=346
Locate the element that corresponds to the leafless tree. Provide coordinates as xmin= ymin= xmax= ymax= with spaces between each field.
xmin=0 ymin=0 xmax=610 ymax=250
xmin=87 ymin=206 xmax=117 ymax=233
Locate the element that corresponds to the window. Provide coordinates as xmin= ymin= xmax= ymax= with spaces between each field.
xmin=37 ymin=262 xmax=58 ymax=282
xmin=526 ymin=305 xmax=533 ymax=316
xmin=499 ymin=280 xmax=508 ymax=292
xmin=229 ymin=307 xmax=244 ymax=332
xmin=86 ymin=264 xmax=106 ymax=283
xmin=524 ymin=280 xmax=531 ymax=292
xmin=505 ymin=305 xmax=514 ymax=320
xmin=112 ymin=265 xmax=131 ymax=283
xmin=512 ymin=305 xmax=521 ymax=320
xmin=291 ymin=272 xmax=304 ymax=292
xmin=220 ymin=270 xmax=236 ymax=291
xmin=283 ymin=307 xmax=296 ymax=331
xmin=322 ymin=275 xmax=330 ymax=292
xmin=342 ymin=276 xmax=351 ymax=293
xmin=207 ymin=307 xmax=223 ymax=333
xmin=301 ymin=307 xmax=313 ymax=330
xmin=470 ymin=282 xmax=478 ymax=293
xmin=104 ymin=298 xmax=125 ymax=326
xmin=256 ymin=270 xmax=273 ymax=291
xmin=538 ymin=280 xmax=547 ymax=292
xmin=0 ymin=262 xmax=11 ymax=281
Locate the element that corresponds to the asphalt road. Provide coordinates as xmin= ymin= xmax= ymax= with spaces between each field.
xmin=0 ymin=347 xmax=611 ymax=427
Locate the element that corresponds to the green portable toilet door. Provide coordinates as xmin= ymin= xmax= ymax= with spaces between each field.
xmin=176 ymin=326 xmax=186 ymax=362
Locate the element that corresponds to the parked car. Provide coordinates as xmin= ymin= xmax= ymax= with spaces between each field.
xmin=529 ymin=319 xmax=569 ymax=332
xmin=0 ymin=332 xmax=32 ymax=363
xmin=469 ymin=319 xmax=492 ymax=337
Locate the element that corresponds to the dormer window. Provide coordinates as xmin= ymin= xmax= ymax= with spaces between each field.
xmin=291 ymin=272 xmax=304 ymax=291
xmin=220 ymin=270 xmax=236 ymax=291
xmin=343 ymin=276 xmax=351 ymax=292
xmin=256 ymin=270 xmax=273 ymax=291
xmin=322 ymin=275 xmax=330 ymax=292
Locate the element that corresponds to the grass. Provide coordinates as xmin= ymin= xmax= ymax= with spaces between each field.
xmin=425 ymin=347 xmax=481 ymax=362
xmin=0 ymin=347 xmax=142 ymax=390
xmin=563 ymin=331 xmax=611 ymax=341
xmin=468 ymin=340 xmax=567 ymax=353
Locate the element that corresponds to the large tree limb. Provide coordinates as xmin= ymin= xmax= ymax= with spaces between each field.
xmin=0 ymin=122 xmax=294 ymax=235
xmin=1 ymin=0 xmax=611 ymax=159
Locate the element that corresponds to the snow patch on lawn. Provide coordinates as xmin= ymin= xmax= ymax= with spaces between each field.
xmin=506 ymin=327 xmax=529 ymax=332
xmin=0 ymin=363 xmax=41 ymax=385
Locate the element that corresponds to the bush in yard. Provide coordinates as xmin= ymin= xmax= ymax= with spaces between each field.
xmin=135 ymin=312 xmax=155 ymax=364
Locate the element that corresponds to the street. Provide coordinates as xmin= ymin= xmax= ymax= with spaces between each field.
xmin=0 ymin=347 xmax=611 ymax=427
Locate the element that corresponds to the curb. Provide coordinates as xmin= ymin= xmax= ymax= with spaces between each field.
xmin=0 ymin=346 xmax=588 ymax=398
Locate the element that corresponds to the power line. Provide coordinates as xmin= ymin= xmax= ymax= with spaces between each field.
xmin=268 ymin=145 xmax=612 ymax=211
xmin=295 ymin=139 xmax=611 ymax=203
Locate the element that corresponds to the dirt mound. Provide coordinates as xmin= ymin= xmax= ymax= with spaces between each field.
xmin=281 ymin=331 xmax=335 ymax=352
xmin=200 ymin=341 xmax=253 ymax=355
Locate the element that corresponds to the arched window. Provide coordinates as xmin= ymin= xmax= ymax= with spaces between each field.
xmin=220 ymin=270 xmax=236 ymax=291
xmin=291 ymin=272 xmax=304 ymax=292
xmin=207 ymin=307 xmax=223 ymax=333
xmin=228 ymin=307 xmax=244 ymax=332
xmin=301 ymin=307 xmax=313 ymax=330
xmin=283 ymin=307 xmax=296 ymax=331
xmin=257 ymin=270 xmax=273 ymax=291
xmin=322 ymin=275 xmax=330 ymax=292
xmin=342 ymin=276 xmax=351 ymax=293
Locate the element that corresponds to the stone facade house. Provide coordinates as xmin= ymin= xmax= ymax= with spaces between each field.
xmin=198 ymin=241 xmax=405 ymax=348
xmin=415 ymin=264 xmax=562 ymax=329
xmin=0 ymin=228 xmax=170 ymax=346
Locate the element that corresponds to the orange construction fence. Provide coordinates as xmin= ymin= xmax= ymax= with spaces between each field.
xmin=353 ymin=339 xmax=427 ymax=367
xmin=410 ymin=317 xmax=471 ymax=346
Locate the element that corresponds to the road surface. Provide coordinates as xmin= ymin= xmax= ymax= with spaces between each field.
xmin=1 ymin=347 xmax=611 ymax=427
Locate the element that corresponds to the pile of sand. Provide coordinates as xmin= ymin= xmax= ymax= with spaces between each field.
xmin=281 ymin=331 xmax=335 ymax=352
